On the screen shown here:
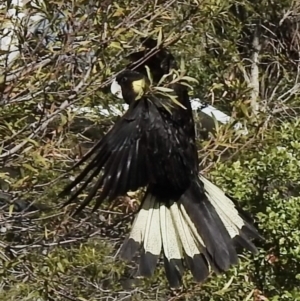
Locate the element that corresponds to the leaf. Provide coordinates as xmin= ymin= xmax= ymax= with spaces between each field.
xmin=245 ymin=289 xmax=254 ymax=301
xmin=240 ymin=103 xmax=250 ymax=118
xmin=109 ymin=41 xmax=123 ymax=50
xmin=0 ymin=172 xmax=9 ymax=179
xmin=114 ymin=28 xmax=127 ymax=37
xmin=179 ymin=81 xmax=194 ymax=90
xmin=127 ymin=191 xmax=136 ymax=197
xmin=14 ymin=176 xmax=29 ymax=187
xmin=180 ymin=57 xmax=186 ymax=74
xmin=9 ymin=204 xmax=14 ymax=217
xmin=34 ymin=153 xmax=49 ymax=167
xmin=157 ymin=27 xmax=163 ymax=47
xmin=153 ymin=86 xmax=174 ymax=92
xmin=78 ymin=297 xmax=89 ymax=301
xmin=161 ymin=103 xmax=172 ymax=114
xmin=168 ymin=95 xmax=187 ymax=110
xmin=112 ymin=7 xmax=124 ymax=17
xmin=214 ymin=276 xmax=235 ymax=294
xmin=157 ymin=72 xmax=171 ymax=85
xmin=22 ymin=163 xmax=38 ymax=173
xmin=130 ymin=28 xmax=145 ymax=36
xmin=25 ymin=138 xmax=40 ymax=147
xmin=145 ymin=65 xmax=153 ymax=85
xmin=181 ymin=76 xmax=199 ymax=84
xmin=57 ymin=262 xmax=65 ymax=273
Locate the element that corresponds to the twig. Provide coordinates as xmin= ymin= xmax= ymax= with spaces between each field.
xmin=0 ymin=55 xmax=54 ymax=85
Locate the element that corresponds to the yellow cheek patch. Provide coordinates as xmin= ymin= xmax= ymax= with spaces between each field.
xmin=132 ymin=79 xmax=147 ymax=100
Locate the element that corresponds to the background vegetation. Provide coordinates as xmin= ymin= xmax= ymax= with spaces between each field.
xmin=1 ymin=0 xmax=300 ymax=300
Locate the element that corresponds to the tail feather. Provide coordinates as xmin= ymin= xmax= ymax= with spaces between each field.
xmin=119 ymin=177 xmax=262 ymax=287
xmin=160 ymin=202 xmax=184 ymax=287
xmin=170 ymin=202 xmax=210 ymax=282
xmin=169 ymin=202 xmax=200 ymax=258
xmin=119 ymin=195 xmax=152 ymax=261
xmin=139 ymin=199 xmax=162 ymax=277
xmin=200 ymin=175 xmax=245 ymax=234
xmin=199 ymin=175 xmax=263 ymax=246
xmin=181 ymin=182 xmax=238 ymax=271
xmin=179 ymin=197 xmax=236 ymax=274
xmin=233 ymin=232 xmax=258 ymax=254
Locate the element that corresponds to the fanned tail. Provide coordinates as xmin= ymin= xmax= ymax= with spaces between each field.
xmin=119 ymin=176 xmax=262 ymax=287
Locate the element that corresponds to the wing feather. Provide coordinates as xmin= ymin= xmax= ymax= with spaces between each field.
xmin=61 ymin=101 xmax=150 ymax=213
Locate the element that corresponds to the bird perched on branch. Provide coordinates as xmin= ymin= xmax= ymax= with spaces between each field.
xmin=60 ymin=37 xmax=262 ymax=287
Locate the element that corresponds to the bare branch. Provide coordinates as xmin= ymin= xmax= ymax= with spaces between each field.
xmin=250 ymin=23 xmax=261 ymax=115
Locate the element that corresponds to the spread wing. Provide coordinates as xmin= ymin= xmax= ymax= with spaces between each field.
xmin=60 ymin=100 xmax=151 ymax=214
xmin=60 ymin=95 xmax=196 ymax=215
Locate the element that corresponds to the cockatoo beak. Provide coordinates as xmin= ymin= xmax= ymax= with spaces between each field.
xmin=110 ymin=78 xmax=123 ymax=99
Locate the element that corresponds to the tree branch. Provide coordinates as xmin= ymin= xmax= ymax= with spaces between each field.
xmin=250 ymin=23 xmax=261 ymax=115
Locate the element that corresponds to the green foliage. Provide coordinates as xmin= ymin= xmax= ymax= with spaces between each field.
xmin=1 ymin=0 xmax=300 ymax=300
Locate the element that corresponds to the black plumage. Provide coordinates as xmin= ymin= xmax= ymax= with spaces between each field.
xmin=60 ymin=38 xmax=262 ymax=287
xmin=126 ymin=37 xmax=177 ymax=83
